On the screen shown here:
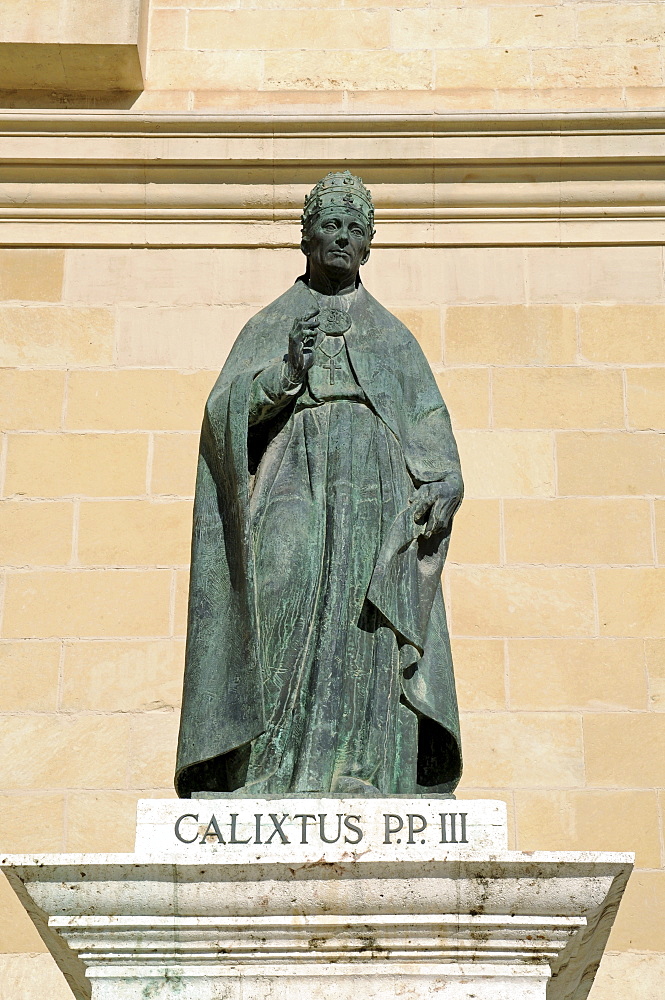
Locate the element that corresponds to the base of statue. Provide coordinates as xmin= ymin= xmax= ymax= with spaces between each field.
xmin=1 ymin=798 xmax=632 ymax=1000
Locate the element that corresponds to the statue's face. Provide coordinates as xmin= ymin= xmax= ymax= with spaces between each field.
xmin=303 ymin=210 xmax=371 ymax=282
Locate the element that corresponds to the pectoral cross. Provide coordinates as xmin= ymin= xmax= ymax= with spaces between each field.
xmin=322 ymin=357 xmax=343 ymax=385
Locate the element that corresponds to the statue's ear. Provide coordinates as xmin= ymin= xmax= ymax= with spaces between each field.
xmin=361 ymin=246 xmax=371 ymax=266
xmin=301 ymin=236 xmax=310 ymax=256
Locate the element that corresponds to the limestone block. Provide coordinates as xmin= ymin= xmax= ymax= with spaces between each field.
xmin=608 ymin=870 xmax=665 ymax=952
xmin=115 ymin=305 xmax=248 ymax=368
xmin=556 ymin=432 xmax=665 ymax=496
xmin=173 ymin=568 xmax=189 ymax=635
xmin=445 ymin=306 xmax=576 ymax=366
xmin=127 ymin=714 xmax=181 ymax=788
xmin=2 ymin=569 xmax=171 ymax=638
xmin=492 ymin=369 xmax=624 ymax=430
xmin=263 ymin=50 xmax=433 ymax=91
xmin=507 ymin=638 xmax=648 ymax=712
xmin=0 ymin=826 xmax=633 ymax=1000
xmin=187 ymin=10 xmax=390 ymax=50
xmin=490 ymin=7 xmax=576 ymax=48
xmin=446 ymin=498 xmax=500 ymax=565
xmin=590 ymin=952 xmax=665 ymax=1000
xmin=147 ymin=50 xmax=263 ymax=90
xmin=65 ymin=792 xmax=157 ymax=853
xmin=526 ymin=248 xmax=664 ymax=305
xmin=0 ymin=954 xmax=72 ymax=999
xmin=0 ymin=307 xmax=114 ymax=367
xmin=77 ymin=500 xmax=192 ymax=565
xmin=0 ymin=0 xmax=149 ymax=91
xmin=66 ymin=371 xmax=217 ymax=432
xmin=450 ymin=638 xmax=505 ymax=712
xmin=0 ymin=371 xmax=65 ymax=431
xmin=645 ymin=639 xmax=665 ymax=710
xmin=584 ymin=713 xmax=665 ymax=787
xmin=435 ymin=49 xmax=531 ymax=89
xmin=503 ymin=499 xmax=653 ymax=564
xmin=581 ymin=305 xmax=665 ymax=364
xmin=391 ymin=9 xmax=488 ymax=49
xmin=135 ymin=797 xmax=509 ymax=857
xmin=434 ymin=369 xmax=490 ymax=429
xmin=150 ymin=434 xmax=199 ymax=497
xmin=626 ymin=368 xmax=665 ymax=429
xmin=4 ymin=433 xmax=149 ymax=499
xmin=0 ymin=641 xmax=61 ymax=711
xmin=0 ymin=714 xmax=132 ymax=789
xmin=150 ymin=9 xmax=186 ymax=50
xmin=392 ymin=307 xmax=442 ymax=363
xmin=460 ymin=713 xmax=584 ymax=788
xmin=0 ymin=793 xmax=65 ymax=853
xmin=597 ymin=568 xmax=665 ymax=638
xmin=455 ymin=430 xmax=554 ymax=498
xmin=0 ymin=501 xmax=73 ymax=566
xmin=515 ymin=790 xmax=661 ymax=868
xmin=0 ymin=249 xmax=63 ymax=301
xmin=531 ymin=46 xmax=661 ymax=89
xmin=577 ymin=4 xmax=665 ymax=47
xmin=449 ymin=566 xmax=595 ymax=637
xmin=61 ymin=638 xmax=184 ymax=712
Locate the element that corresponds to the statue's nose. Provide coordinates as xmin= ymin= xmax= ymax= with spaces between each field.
xmin=336 ymin=233 xmax=349 ymax=246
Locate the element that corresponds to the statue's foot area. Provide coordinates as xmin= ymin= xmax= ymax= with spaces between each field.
xmin=331 ymin=776 xmax=383 ymax=797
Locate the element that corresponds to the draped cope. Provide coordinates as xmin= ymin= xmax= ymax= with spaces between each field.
xmin=175 ymin=279 xmax=463 ymax=798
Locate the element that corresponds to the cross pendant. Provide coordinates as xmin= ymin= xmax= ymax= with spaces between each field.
xmin=322 ymin=357 xmax=343 ymax=385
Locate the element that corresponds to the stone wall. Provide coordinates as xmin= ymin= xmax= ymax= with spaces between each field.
xmin=2 ymin=0 xmax=665 ymax=110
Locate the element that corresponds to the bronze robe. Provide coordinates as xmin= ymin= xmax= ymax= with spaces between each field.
xmin=175 ymin=279 xmax=463 ymax=798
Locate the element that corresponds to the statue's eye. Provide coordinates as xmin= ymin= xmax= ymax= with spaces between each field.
xmin=323 ymin=221 xmax=337 ymax=231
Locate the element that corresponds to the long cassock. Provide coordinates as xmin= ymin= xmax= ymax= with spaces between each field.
xmin=175 ymin=277 xmax=463 ymax=798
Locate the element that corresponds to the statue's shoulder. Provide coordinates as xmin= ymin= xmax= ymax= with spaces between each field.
xmin=222 ymin=282 xmax=303 ymax=371
xmin=360 ymin=287 xmax=422 ymax=348
xmin=239 ymin=282 xmax=304 ymax=336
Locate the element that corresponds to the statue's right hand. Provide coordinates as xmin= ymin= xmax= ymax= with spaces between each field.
xmin=286 ymin=310 xmax=321 ymax=383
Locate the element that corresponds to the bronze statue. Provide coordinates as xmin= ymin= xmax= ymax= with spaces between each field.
xmin=175 ymin=171 xmax=463 ymax=798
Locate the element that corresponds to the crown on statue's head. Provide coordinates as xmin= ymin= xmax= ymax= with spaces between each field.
xmin=301 ymin=170 xmax=375 ymax=240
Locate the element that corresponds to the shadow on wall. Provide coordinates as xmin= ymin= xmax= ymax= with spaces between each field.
xmin=0 ymin=90 xmax=143 ymax=110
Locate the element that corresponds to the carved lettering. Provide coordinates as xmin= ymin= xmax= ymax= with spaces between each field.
xmin=343 ymin=814 xmax=363 ymax=845
xmin=265 ymin=813 xmax=290 ymax=844
xmin=174 ymin=813 xmax=199 ymax=844
xmin=384 ymin=813 xmax=403 ymax=844
xmin=229 ymin=813 xmax=252 ymax=844
xmin=318 ymin=813 xmax=343 ymax=844
xmin=292 ymin=814 xmax=317 ymax=844
xmin=439 ymin=812 xmax=469 ymax=844
xmin=254 ymin=813 xmax=263 ymax=844
xmin=199 ymin=814 xmax=225 ymax=844
xmin=407 ymin=813 xmax=427 ymax=844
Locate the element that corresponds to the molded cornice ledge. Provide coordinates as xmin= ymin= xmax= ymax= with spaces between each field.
xmin=1 ymin=111 xmax=664 ymax=247
xmin=1 ymin=849 xmax=633 ymax=1000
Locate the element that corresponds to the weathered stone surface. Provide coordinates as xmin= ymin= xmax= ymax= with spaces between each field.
xmin=1 ymin=822 xmax=633 ymax=1000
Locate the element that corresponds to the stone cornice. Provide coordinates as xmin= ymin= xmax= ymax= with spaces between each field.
xmin=1 ymin=111 xmax=664 ymax=246
xmin=2 ymin=850 xmax=633 ymax=1000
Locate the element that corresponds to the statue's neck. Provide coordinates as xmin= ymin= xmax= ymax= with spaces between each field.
xmin=307 ymin=271 xmax=358 ymax=296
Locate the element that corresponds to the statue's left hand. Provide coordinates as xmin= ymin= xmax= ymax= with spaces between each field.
xmin=409 ymin=479 xmax=462 ymax=540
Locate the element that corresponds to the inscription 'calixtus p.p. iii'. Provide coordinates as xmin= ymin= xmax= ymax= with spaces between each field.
xmin=135 ymin=798 xmax=508 ymax=857
xmin=174 ymin=811 xmax=469 ymax=847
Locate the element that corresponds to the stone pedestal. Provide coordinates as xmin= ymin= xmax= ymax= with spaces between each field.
xmin=1 ymin=799 xmax=632 ymax=1000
